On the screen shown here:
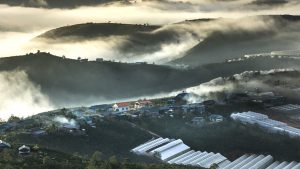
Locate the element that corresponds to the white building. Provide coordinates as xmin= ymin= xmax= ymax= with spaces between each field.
xmin=112 ymin=102 xmax=130 ymax=112
xmin=19 ymin=145 xmax=30 ymax=155
xmin=132 ymin=137 xmax=300 ymax=169
xmin=231 ymin=111 xmax=300 ymax=138
xmin=150 ymin=139 xmax=190 ymax=161
xmin=134 ymin=100 xmax=153 ymax=110
xmin=131 ymin=137 xmax=230 ymax=168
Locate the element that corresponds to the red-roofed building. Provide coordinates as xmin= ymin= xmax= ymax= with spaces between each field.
xmin=113 ymin=102 xmax=130 ymax=112
xmin=134 ymin=100 xmax=153 ymax=109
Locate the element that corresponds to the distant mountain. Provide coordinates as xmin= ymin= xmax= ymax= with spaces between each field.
xmin=32 ymin=22 xmax=196 ymax=60
xmin=36 ymin=23 xmax=160 ymax=42
xmin=33 ymin=15 xmax=300 ymax=66
xmin=0 ymin=52 xmax=299 ymax=108
xmin=251 ymin=0 xmax=288 ymax=6
xmin=0 ymin=0 xmax=122 ymax=8
xmin=172 ymin=15 xmax=300 ymax=67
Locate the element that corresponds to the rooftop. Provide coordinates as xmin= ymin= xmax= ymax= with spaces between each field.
xmin=116 ymin=102 xmax=130 ymax=107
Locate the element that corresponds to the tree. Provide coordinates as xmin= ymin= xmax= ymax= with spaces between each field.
xmin=2 ymin=149 xmax=13 ymax=162
xmin=7 ymin=115 xmax=21 ymax=123
xmin=210 ymin=163 xmax=219 ymax=169
xmin=32 ymin=144 xmax=40 ymax=152
xmin=86 ymin=151 xmax=103 ymax=169
xmin=43 ymin=156 xmax=52 ymax=165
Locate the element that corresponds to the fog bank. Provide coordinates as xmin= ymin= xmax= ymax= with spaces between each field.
xmin=0 ymin=71 xmax=53 ymax=120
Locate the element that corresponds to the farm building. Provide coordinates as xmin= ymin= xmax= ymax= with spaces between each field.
xmin=132 ymin=137 xmax=300 ymax=169
xmin=131 ymin=137 xmax=230 ymax=168
xmin=0 ymin=140 xmax=11 ymax=149
xmin=269 ymin=104 xmax=300 ymax=114
xmin=231 ymin=111 xmax=300 ymax=138
xmin=18 ymin=145 xmax=30 ymax=155
xmin=209 ymin=114 xmax=224 ymax=122
xmin=182 ymin=103 xmax=205 ymax=114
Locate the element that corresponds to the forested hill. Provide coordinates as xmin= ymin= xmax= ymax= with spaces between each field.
xmin=0 ymin=52 xmax=196 ymax=106
xmin=0 ymin=52 xmax=299 ymax=107
xmin=35 ymin=23 xmax=160 ymax=42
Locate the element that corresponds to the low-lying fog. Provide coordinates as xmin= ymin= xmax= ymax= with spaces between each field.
xmin=1 ymin=0 xmax=300 ymax=60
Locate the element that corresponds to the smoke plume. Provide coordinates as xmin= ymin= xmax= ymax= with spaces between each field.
xmin=53 ymin=116 xmax=78 ymax=128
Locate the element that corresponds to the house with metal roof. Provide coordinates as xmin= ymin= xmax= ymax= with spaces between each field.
xmin=209 ymin=114 xmax=224 ymax=122
xmin=18 ymin=145 xmax=30 ymax=155
xmin=0 ymin=140 xmax=11 ymax=149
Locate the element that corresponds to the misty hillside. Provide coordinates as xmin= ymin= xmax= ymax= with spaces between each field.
xmin=36 ymin=23 xmax=160 ymax=42
xmin=32 ymin=15 xmax=300 ymax=66
xmin=32 ymin=22 xmax=187 ymax=58
xmin=0 ymin=52 xmax=197 ymax=106
xmin=0 ymin=0 xmax=122 ymax=8
xmin=173 ymin=15 xmax=300 ymax=66
xmin=0 ymin=52 xmax=299 ymax=108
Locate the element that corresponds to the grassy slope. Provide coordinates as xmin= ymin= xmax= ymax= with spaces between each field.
xmin=7 ymin=119 xmax=154 ymax=160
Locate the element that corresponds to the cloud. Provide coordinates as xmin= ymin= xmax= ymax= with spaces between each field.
xmin=10 ymin=15 xmax=283 ymax=64
xmin=184 ymin=69 xmax=300 ymax=102
xmin=0 ymin=70 xmax=54 ymax=120
xmin=0 ymin=1 xmax=299 ymax=60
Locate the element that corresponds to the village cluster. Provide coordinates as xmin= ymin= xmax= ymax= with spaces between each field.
xmin=1 ymin=88 xmax=300 ymax=159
